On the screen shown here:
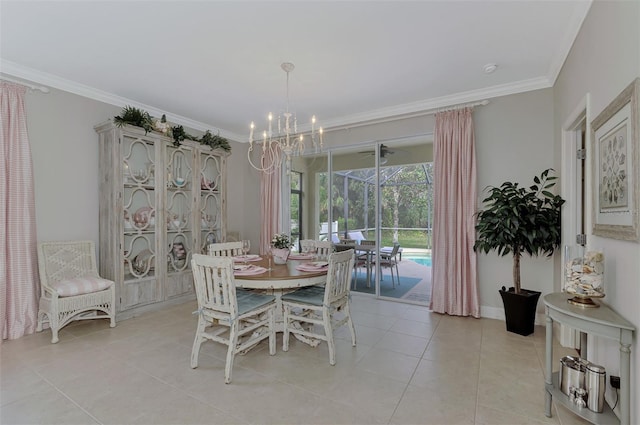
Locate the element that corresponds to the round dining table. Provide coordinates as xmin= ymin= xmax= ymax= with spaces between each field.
xmin=234 ymin=257 xmax=328 ymax=343
xmin=234 ymin=257 xmax=327 ymax=290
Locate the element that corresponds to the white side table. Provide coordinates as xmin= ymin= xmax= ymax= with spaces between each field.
xmin=543 ymin=292 xmax=634 ymax=425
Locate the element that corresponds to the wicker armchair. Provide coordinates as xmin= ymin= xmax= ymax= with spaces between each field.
xmin=36 ymin=240 xmax=116 ymax=343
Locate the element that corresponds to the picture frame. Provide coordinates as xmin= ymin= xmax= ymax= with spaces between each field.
xmin=591 ymin=78 xmax=639 ymax=241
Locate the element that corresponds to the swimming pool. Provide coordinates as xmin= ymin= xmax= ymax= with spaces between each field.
xmin=407 ymin=256 xmax=432 ymax=267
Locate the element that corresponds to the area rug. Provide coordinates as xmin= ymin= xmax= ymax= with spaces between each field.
xmin=351 ymin=271 xmax=421 ymax=298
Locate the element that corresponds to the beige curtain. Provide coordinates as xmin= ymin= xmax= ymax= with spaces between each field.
xmin=1 ymin=83 xmax=40 ymax=340
xmin=259 ymin=148 xmax=282 ymax=255
xmin=429 ymin=107 xmax=479 ymax=317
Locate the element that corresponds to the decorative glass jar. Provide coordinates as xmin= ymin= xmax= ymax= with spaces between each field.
xmin=563 ymin=245 xmax=605 ymax=307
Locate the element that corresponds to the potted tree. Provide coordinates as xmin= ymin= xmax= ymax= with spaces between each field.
xmin=474 ymin=169 xmax=565 ymax=336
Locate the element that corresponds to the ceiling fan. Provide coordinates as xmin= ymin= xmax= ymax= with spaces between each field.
xmin=357 ymin=144 xmax=403 ymax=163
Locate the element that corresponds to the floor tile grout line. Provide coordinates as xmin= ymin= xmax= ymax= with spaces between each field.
xmin=31 ymin=367 xmax=105 ymax=425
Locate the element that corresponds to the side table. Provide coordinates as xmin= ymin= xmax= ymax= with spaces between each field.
xmin=543 ymin=292 xmax=634 ymax=425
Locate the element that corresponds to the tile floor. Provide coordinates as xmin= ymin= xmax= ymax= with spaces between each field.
xmin=1 ymin=294 xmax=591 ymax=425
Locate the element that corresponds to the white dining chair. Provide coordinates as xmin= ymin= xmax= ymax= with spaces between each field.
xmin=314 ymin=240 xmax=333 ymax=259
xmin=190 ymin=254 xmax=276 ymax=383
xmin=207 ymin=241 xmax=243 ymax=256
xmin=299 ymin=239 xmax=316 ymax=254
xmin=281 ymin=249 xmax=356 ymax=365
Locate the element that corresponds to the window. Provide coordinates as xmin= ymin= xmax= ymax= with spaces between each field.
xmin=290 ymin=171 xmax=302 ymax=250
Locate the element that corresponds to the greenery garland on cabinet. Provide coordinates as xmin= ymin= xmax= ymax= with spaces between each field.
xmin=113 ymin=106 xmax=231 ymax=152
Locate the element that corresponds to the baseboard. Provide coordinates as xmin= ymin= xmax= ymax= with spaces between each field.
xmin=480 ymin=304 xmax=546 ymax=328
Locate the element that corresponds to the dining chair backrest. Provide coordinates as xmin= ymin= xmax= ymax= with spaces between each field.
xmin=325 ymin=249 xmax=355 ymax=305
xmin=315 ymin=240 xmax=333 ymax=259
xmin=208 ymin=241 xmax=243 ymax=257
xmin=299 ymin=239 xmax=316 ymax=254
xmin=360 ymin=239 xmax=376 ymax=246
xmin=191 ymin=254 xmax=238 ymax=316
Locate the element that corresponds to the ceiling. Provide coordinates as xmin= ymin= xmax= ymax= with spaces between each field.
xmin=1 ymin=1 xmax=592 ymax=142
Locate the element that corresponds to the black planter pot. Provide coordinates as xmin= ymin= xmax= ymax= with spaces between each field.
xmin=499 ymin=286 xmax=541 ymax=336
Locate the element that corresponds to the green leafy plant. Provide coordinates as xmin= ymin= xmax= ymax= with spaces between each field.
xmin=171 ymin=126 xmax=231 ymax=152
xmin=171 ymin=125 xmax=197 ymax=147
xmin=114 ymin=106 xmax=154 ymax=134
xmin=473 ymin=168 xmax=565 ymax=293
xmin=200 ymin=130 xmax=231 ymax=152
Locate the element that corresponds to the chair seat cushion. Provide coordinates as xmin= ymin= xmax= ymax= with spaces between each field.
xmin=281 ymin=285 xmax=325 ymax=306
xmin=51 ymin=276 xmax=113 ymax=297
xmin=236 ymin=291 xmax=275 ymax=315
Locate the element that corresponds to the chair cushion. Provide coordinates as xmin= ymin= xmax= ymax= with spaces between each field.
xmin=281 ymin=285 xmax=325 ymax=306
xmin=236 ymin=291 xmax=275 ymax=315
xmin=51 ymin=276 xmax=113 ymax=297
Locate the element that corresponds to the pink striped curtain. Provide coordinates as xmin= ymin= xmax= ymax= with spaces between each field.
xmin=1 ymin=83 xmax=40 ymax=340
xmin=429 ymin=108 xmax=479 ymax=317
xmin=259 ymin=148 xmax=281 ymax=255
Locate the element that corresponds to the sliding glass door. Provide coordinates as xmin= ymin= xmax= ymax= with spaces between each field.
xmin=291 ymin=137 xmax=433 ymax=305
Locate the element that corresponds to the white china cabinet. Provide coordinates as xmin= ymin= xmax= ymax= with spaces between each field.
xmin=95 ymin=121 xmax=228 ymax=318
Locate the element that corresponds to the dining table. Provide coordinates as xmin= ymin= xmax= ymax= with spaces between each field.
xmin=233 ymin=255 xmax=328 ymax=345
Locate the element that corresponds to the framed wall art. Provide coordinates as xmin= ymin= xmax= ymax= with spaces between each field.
xmin=591 ymin=78 xmax=639 ymax=241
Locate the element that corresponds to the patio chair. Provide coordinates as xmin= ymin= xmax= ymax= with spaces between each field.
xmin=347 ymin=231 xmax=366 ymax=243
xmin=282 ymin=249 xmax=356 ymax=365
xmin=190 ymin=254 xmax=276 ymax=383
xmin=353 ymin=239 xmax=376 ymax=289
xmin=36 ymin=240 xmax=116 ymax=343
xmin=207 ymin=241 xmax=243 ymax=256
xmin=377 ymin=243 xmax=401 ymax=288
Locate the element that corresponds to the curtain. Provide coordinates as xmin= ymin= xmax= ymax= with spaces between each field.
xmin=259 ymin=147 xmax=282 ymax=255
xmin=429 ymin=107 xmax=479 ymax=317
xmin=1 ymin=82 xmax=40 ymax=340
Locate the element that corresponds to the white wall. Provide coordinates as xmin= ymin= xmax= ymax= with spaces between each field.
xmin=474 ymin=89 xmax=556 ymax=313
xmin=553 ymin=1 xmax=640 ymax=422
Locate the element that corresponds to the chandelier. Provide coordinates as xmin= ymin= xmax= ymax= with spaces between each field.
xmin=248 ymin=62 xmax=323 ymax=173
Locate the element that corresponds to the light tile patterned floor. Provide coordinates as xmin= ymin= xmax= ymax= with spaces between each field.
xmin=1 ymin=294 xmax=591 ymax=425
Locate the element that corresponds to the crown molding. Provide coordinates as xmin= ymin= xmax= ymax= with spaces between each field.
xmin=546 ymin=0 xmax=593 ymax=85
xmin=320 ymin=76 xmax=553 ymax=131
xmin=1 ymin=61 xmax=246 ymax=142
xmin=2 ymin=60 xmax=554 ymax=142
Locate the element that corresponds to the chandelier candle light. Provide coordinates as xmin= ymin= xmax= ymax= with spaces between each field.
xmin=248 ymin=62 xmax=323 ymax=173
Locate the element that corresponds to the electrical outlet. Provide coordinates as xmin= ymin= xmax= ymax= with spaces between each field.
xmin=610 ymin=375 xmax=621 ymax=389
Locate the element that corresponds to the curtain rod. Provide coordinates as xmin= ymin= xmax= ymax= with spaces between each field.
xmin=437 ymin=99 xmax=489 ymax=112
xmin=0 ymin=76 xmax=50 ymax=93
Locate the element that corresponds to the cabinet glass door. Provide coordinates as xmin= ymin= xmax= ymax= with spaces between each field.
xmin=165 ymin=145 xmax=194 ymax=297
xmin=199 ymin=152 xmax=222 ymax=253
xmin=122 ymin=135 xmax=156 ymax=280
